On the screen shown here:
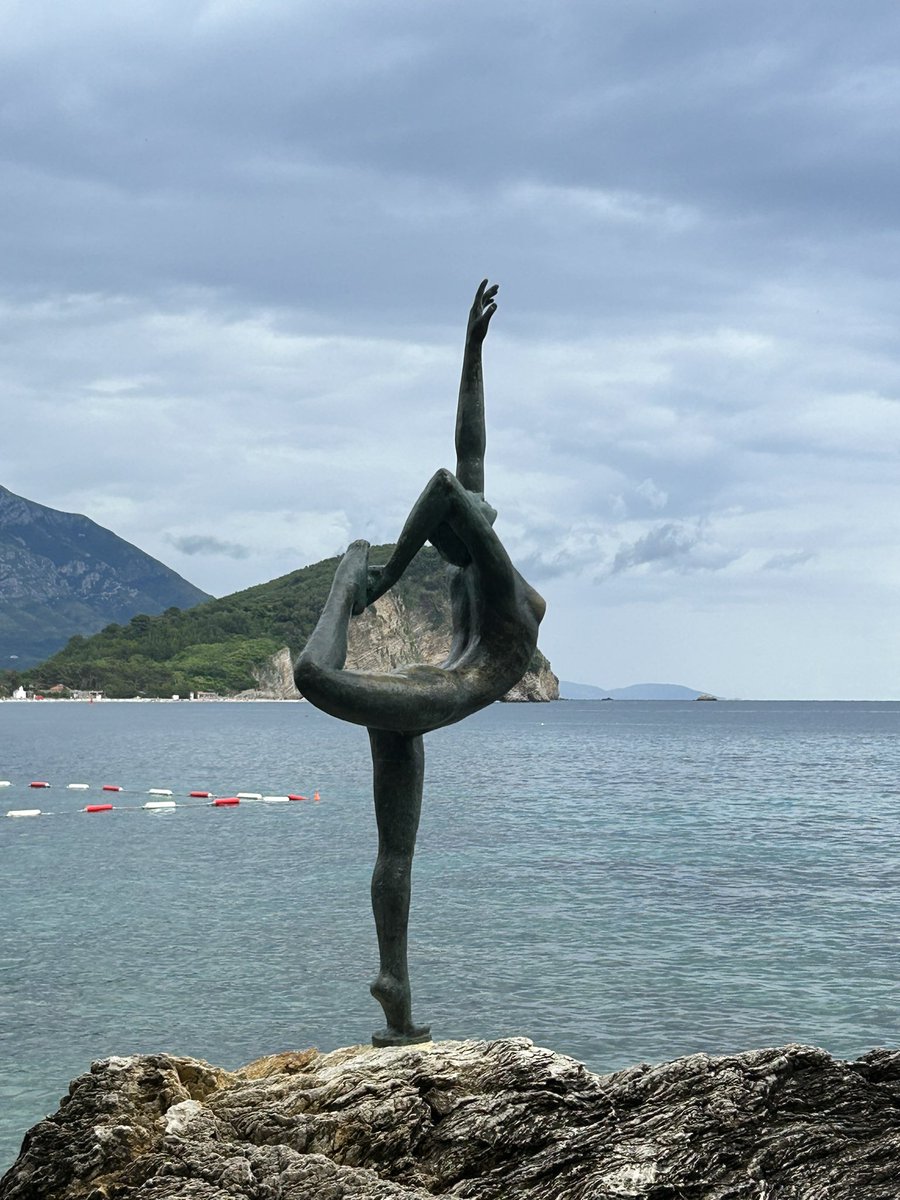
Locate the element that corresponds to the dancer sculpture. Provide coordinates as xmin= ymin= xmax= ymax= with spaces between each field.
xmin=294 ymin=280 xmax=546 ymax=1045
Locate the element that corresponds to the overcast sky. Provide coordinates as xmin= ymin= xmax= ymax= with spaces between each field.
xmin=2 ymin=0 xmax=899 ymax=699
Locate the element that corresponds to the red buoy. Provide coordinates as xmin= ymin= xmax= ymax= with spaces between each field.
xmin=189 ymin=791 xmax=212 ymax=798
xmin=313 ymin=791 xmax=320 ymax=802
xmin=102 ymin=785 xmax=123 ymax=792
xmin=29 ymin=781 xmax=50 ymax=788
xmin=84 ymin=803 xmax=114 ymax=813
xmin=288 ymin=794 xmax=307 ymax=802
xmin=212 ymin=797 xmax=240 ymax=807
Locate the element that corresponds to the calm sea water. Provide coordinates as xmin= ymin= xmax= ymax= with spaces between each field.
xmin=2 ymin=698 xmax=899 ymax=1171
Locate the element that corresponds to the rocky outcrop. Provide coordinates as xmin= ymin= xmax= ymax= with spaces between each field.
xmin=247 ymin=587 xmax=560 ymax=702
xmin=346 ymin=591 xmax=559 ymax=702
xmin=346 ymin=591 xmax=452 ymax=676
xmin=239 ymin=646 xmax=301 ymax=700
xmin=3 ymin=1038 xmax=898 ymax=1198
xmin=502 ymin=659 xmax=559 ymax=702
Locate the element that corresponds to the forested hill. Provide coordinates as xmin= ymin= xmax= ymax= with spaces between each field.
xmin=1 ymin=545 xmax=553 ymax=700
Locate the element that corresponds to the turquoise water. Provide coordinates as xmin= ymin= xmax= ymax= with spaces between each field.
xmin=2 ymin=698 xmax=899 ymax=1171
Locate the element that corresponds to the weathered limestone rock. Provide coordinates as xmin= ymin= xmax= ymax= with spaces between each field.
xmin=502 ymin=661 xmax=559 ymax=702
xmin=242 ymin=588 xmax=560 ymax=702
xmin=241 ymin=646 xmax=300 ymax=700
xmin=2 ymin=1038 xmax=898 ymax=1198
xmin=347 ymin=592 xmax=559 ymax=702
xmin=346 ymin=591 xmax=450 ymax=676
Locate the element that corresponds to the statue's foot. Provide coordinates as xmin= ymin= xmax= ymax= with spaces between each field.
xmin=370 ymin=971 xmax=429 ymax=1046
xmin=370 ymin=970 xmax=408 ymax=1024
xmin=372 ymin=1024 xmax=432 ymax=1047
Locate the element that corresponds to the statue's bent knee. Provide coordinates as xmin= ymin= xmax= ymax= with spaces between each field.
xmin=432 ymin=467 xmax=457 ymax=493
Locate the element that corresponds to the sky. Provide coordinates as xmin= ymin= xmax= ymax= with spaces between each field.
xmin=2 ymin=0 xmax=899 ymax=699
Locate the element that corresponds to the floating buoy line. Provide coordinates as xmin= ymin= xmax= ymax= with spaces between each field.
xmin=1 ymin=779 xmax=319 ymax=818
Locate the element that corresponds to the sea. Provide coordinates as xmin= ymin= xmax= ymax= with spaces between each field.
xmin=1 ymin=697 xmax=899 ymax=1172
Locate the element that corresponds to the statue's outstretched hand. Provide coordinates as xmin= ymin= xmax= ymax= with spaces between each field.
xmin=466 ymin=279 xmax=498 ymax=345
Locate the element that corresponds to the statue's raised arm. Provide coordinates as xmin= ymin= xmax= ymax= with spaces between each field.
xmin=364 ymin=278 xmax=499 ymax=606
xmin=454 ymin=279 xmax=498 ymax=496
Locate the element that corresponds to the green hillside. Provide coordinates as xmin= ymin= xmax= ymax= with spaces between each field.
xmin=0 ymin=546 xmax=456 ymax=699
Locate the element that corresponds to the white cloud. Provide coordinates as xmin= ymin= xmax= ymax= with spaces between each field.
xmin=634 ymin=478 xmax=668 ymax=511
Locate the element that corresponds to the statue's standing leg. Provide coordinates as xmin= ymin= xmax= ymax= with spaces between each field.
xmin=368 ymin=728 xmax=431 ymax=1046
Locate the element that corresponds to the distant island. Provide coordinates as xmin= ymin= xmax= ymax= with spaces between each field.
xmin=559 ymin=681 xmax=717 ymax=701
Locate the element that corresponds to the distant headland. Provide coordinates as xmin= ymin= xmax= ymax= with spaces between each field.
xmin=559 ymin=681 xmax=717 ymax=700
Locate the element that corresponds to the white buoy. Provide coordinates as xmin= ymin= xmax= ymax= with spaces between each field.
xmin=237 ymin=792 xmax=263 ymax=801
xmin=148 ymin=788 xmax=173 ymax=796
xmin=6 ymin=809 xmax=41 ymax=818
xmin=262 ymin=795 xmax=290 ymax=803
xmin=144 ymin=800 xmax=177 ymax=810
xmin=67 ymin=783 xmax=90 ymax=790
xmin=0 ymin=781 xmax=11 ymax=788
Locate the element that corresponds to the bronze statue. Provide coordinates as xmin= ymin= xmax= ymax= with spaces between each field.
xmin=294 ymin=280 xmax=546 ymax=1045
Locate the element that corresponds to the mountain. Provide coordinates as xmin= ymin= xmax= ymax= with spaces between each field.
xmin=559 ymin=680 xmax=713 ymax=700
xmin=5 ymin=545 xmax=558 ymax=701
xmin=0 ymin=484 xmax=212 ymax=667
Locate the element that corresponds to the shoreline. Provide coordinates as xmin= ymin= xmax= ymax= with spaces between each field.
xmin=0 ymin=695 xmax=307 ymax=703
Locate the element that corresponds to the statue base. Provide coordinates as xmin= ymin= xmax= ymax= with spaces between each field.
xmin=372 ymin=1027 xmax=432 ymax=1048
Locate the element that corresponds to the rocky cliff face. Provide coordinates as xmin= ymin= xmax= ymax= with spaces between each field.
xmin=0 ymin=485 xmax=211 ymax=666
xmin=243 ymin=587 xmax=559 ymax=702
xmin=346 ymin=589 xmax=558 ymax=702
xmin=245 ymin=645 xmax=300 ymax=699
xmin=3 ymin=1038 xmax=898 ymax=1198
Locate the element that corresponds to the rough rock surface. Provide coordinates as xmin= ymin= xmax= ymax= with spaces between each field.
xmin=501 ymin=666 xmax=559 ymax=703
xmin=347 ymin=591 xmax=559 ymax=702
xmin=348 ymin=590 xmax=561 ymax=700
xmin=3 ymin=1038 xmax=898 ymax=1199
xmin=240 ymin=646 xmax=301 ymax=700
xmin=245 ymin=588 xmax=560 ymax=703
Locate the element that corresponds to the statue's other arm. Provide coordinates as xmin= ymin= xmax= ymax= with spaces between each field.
xmin=454 ymin=279 xmax=498 ymax=495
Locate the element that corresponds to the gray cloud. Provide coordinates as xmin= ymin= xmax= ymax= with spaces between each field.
xmin=167 ymin=535 xmax=251 ymax=560
xmin=610 ymin=522 xmax=738 ymax=576
xmin=763 ymin=551 xmax=817 ymax=571
xmin=2 ymin=2 xmax=896 ymax=322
